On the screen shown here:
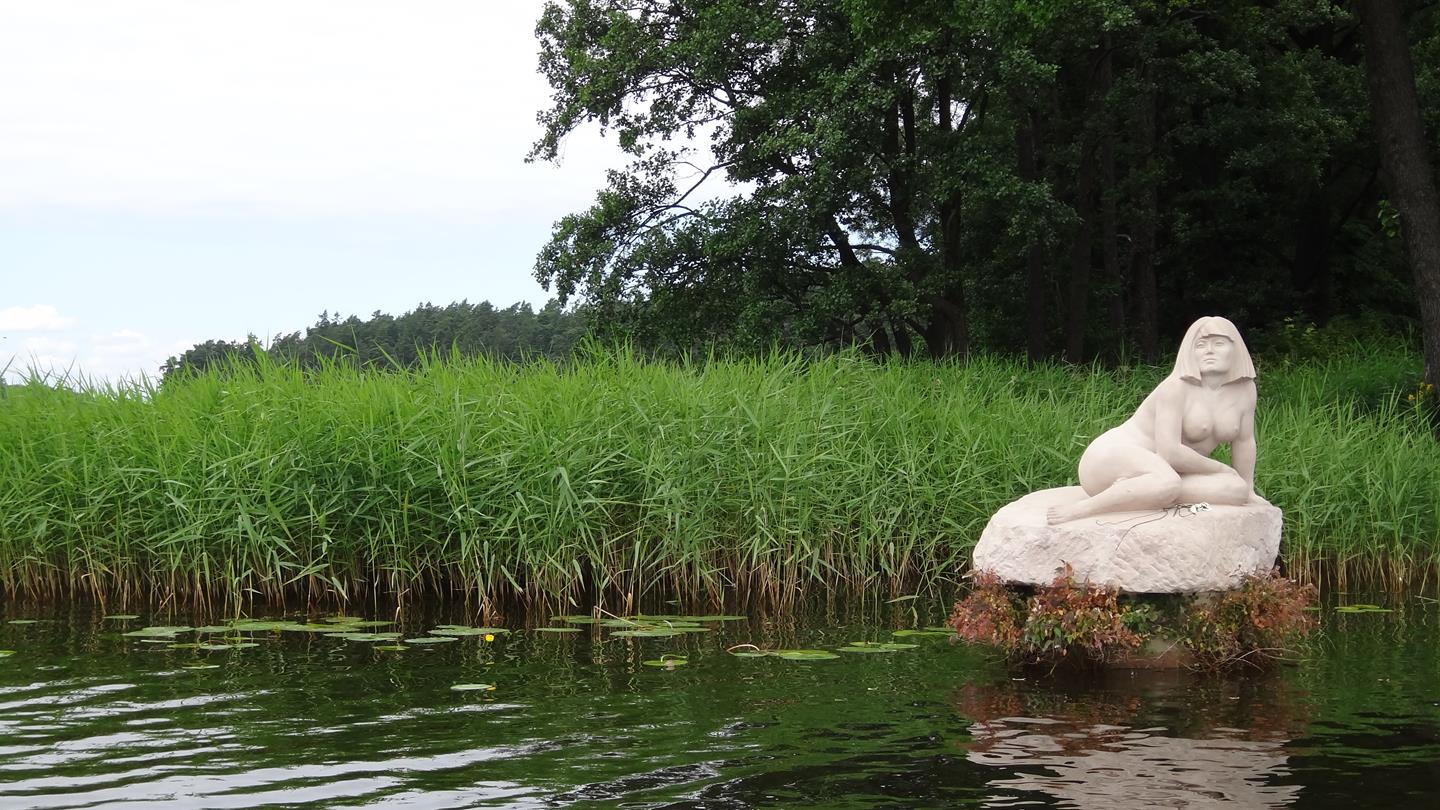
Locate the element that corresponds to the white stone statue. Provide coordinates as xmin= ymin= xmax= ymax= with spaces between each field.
xmin=1046 ymin=315 xmax=1257 ymax=524
xmin=972 ymin=316 xmax=1282 ymax=593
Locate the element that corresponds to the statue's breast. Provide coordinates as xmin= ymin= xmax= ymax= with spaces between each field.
xmin=1184 ymin=400 xmax=1242 ymax=445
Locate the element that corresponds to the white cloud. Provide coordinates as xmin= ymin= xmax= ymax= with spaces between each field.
xmin=0 ymin=1 xmax=623 ymax=218
xmin=0 ymin=304 xmax=76 ymax=330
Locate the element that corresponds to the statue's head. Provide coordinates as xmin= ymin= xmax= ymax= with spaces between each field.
xmin=1175 ymin=316 xmax=1255 ymax=384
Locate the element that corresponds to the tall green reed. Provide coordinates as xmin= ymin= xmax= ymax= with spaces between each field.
xmin=0 ymin=343 xmax=1434 ymax=610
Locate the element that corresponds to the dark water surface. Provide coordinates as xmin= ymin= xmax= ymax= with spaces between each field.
xmin=0 ymin=596 xmax=1436 ymax=809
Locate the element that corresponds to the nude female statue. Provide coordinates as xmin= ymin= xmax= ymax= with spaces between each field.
xmin=1046 ymin=316 xmax=1257 ymax=524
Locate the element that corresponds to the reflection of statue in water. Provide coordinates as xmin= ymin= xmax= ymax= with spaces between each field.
xmin=954 ymin=673 xmax=1305 ymax=808
xmin=1047 ymin=316 xmax=1257 ymax=525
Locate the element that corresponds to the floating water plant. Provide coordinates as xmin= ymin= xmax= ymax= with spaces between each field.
xmin=373 ymin=645 xmax=406 ymax=651
xmin=726 ymin=645 xmax=840 ymax=661
xmin=7 ymin=620 xmax=38 ymax=625
xmin=532 ymin=627 xmax=582 ymax=634
xmin=450 ymin=683 xmax=496 ymax=692
xmin=642 ymin=654 xmax=688 ymax=669
xmin=774 ymin=649 xmax=840 ymax=661
xmin=0 ymin=650 xmax=14 ymax=658
xmin=180 ymin=663 xmax=219 ymax=670
xmin=611 ymin=628 xmax=686 ymax=638
xmin=1336 ymin=604 xmax=1393 ymax=613
xmin=404 ymin=636 xmax=457 ymax=644
xmin=891 ymin=629 xmax=953 ymax=638
xmin=430 ymin=626 xmax=511 ymax=637
xmin=326 ymin=632 xmax=402 ymax=642
xmin=836 ymin=641 xmax=918 ymax=653
xmin=123 ymin=626 xmax=193 ymax=638
xmin=103 ymin=615 xmax=139 ymax=620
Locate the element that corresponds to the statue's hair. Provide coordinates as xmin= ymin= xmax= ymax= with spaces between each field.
xmin=1174 ymin=315 xmax=1255 ymax=384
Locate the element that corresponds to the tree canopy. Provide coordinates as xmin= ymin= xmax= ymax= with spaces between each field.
xmin=162 ymin=300 xmax=585 ymax=382
xmin=531 ymin=0 xmax=1437 ymax=366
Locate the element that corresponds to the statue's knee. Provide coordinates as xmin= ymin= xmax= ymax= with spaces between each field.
xmin=1156 ymin=472 xmax=1183 ymax=504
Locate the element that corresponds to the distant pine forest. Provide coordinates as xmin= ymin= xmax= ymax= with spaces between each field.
xmin=161 ymin=300 xmax=588 ymax=382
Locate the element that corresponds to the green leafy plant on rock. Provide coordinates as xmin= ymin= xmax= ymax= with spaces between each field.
xmin=1182 ymin=572 xmax=1318 ymax=670
xmin=952 ymin=568 xmax=1318 ymax=671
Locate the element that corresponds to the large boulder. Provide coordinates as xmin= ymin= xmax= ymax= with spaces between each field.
xmin=972 ymin=486 xmax=1283 ymax=593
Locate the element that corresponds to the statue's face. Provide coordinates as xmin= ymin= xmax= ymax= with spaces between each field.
xmin=1193 ymin=333 xmax=1234 ymax=374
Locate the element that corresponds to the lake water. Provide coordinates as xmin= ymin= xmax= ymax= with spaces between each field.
xmin=0 ymin=595 xmax=1436 ymax=808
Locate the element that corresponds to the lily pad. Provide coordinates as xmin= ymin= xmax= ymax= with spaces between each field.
xmin=404 ymin=636 xmax=458 ymax=644
xmin=774 ymin=649 xmax=841 ymax=661
xmin=430 ymin=626 xmax=511 ymax=637
xmin=7 ymin=620 xmax=39 ymax=625
xmin=532 ymin=627 xmax=582 ymax=634
xmin=838 ymin=641 xmax=918 ymax=653
xmin=324 ymin=620 xmax=393 ymax=628
xmin=372 ymin=645 xmax=407 ymax=651
xmin=103 ymin=615 xmax=140 ymax=620
xmin=228 ymin=621 xmax=293 ymax=632
xmin=123 ymin=626 xmax=193 ymax=638
xmin=326 ymin=632 xmax=403 ymax=642
xmin=891 ymin=629 xmax=953 ymax=638
xmin=0 ymin=650 xmax=14 ymax=658
xmin=199 ymin=642 xmax=259 ymax=650
xmin=193 ymin=625 xmax=237 ymax=634
xmin=1336 ymin=604 xmax=1393 ymax=613
xmin=610 ymin=628 xmax=686 ymax=638
xmin=450 ymin=683 xmax=497 ymax=692
xmin=643 ymin=655 xmax=688 ymax=669
xmin=181 ymin=663 xmax=219 ymax=670
xmin=552 ymin=615 xmax=598 ymax=624
xmin=273 ymin=623 xmax=339 ymax=633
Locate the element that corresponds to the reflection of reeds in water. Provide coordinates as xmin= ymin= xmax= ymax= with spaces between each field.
xmin=1 ymin=345 xmax=1436 ymax=610
xmin=954 ymin=672 xmax=1309 ymax=808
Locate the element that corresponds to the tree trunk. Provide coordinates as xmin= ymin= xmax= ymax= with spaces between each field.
xmin=1355 ymin=0 xmax=1440 ymax=390
xmin=927 ymin=74 xmax=969 ymax=359
xmin=1017 ymin=112 xmax=1048 ymax=361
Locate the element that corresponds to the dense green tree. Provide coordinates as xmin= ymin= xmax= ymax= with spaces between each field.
xmin=161 ymin=300 xmax=587 ymax=382
xmin=531 ymin=0 xmax=1431 ymax=361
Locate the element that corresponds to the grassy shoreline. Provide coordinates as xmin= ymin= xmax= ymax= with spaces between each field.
xmin=1 ymin=346 xmax=1436 ymax=608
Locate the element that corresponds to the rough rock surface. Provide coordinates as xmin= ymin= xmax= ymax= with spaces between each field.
xmin=972 ymin=486 xmax=1282 ymax=593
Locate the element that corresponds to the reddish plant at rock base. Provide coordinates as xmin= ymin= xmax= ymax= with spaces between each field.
xmin=949 ymin=571 xmax=1021 ymax=646
xmin=952 ymin=568 xmax=1319 ymax=671
xmin=1017 ymin=566 xmax=1143 ymax=664
xmin=1183 ymin=570 xmax=1318 ymax=670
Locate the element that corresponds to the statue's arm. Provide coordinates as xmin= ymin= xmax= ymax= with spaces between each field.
xmin=1153 ymin=379 xmax=1233 ymax=475
xmin=1230 ymin=383 xmax=1258 ymax=493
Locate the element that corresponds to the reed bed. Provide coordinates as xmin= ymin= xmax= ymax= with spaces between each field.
xmin=0 ymin=345 xmax=1435 ymax=611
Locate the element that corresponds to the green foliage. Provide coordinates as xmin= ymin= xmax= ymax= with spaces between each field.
xmin=160 ymin=299 xmax=586 ymax=382
xmin=1017 ymin=567 xmax=1143 ymax=663
xmin=954 ymin=569 xmax=1319 ymax=670
xmin=2 ymin=346 xmax=1437 ymax=607
xmin=531 ymin=1 xmax=1427 ymax=360
xmin=1183 ymin=572 xmax=1319 ymax=670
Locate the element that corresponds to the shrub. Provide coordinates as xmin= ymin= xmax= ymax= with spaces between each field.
xmin=1182 ymin=571 xmax=1318 ymax=670
xmin=953 ymin=568 xmax=1318 ymax=671
xmin=952 ymin=567 xmax=1141 ymax=664
xmin=949 ymin=571 xmax=1021 ymax=647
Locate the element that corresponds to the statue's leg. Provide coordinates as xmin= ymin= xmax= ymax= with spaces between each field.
xmin=1175 ymin=470 xmax=1250 ymax=505
xmin=1046 ymin=446 xmax=1181 ymax=524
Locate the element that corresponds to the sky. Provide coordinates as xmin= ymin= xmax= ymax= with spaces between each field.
xmin=0 ymin=1 xmax=631 ymax=383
